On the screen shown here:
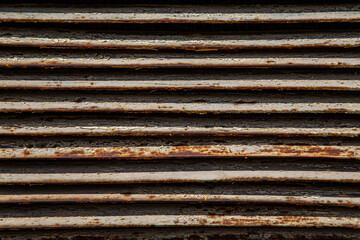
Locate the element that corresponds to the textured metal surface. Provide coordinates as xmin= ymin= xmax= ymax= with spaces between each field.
xmin=1 ymin=49 xmax=360 ymax=68
xmin=0 ymin=4 xmax=359 ymax=24
xmin=0 ymin=91 xmax=359 ymax=114
xmin=1 ymin=28 xmax=360 ymax=50
xmin=2 ymin=170 xmax=360 ymax=183
xmin=2 ymin=79 xmax=360 ymax=91
xmin=1 ymin=215 xmax=359 ymax=229
xmin=1 ymin=114 xmax=359 ymax=137
xmin=1 ymin=70 xmax=360 ymax=91
xmin=0 ymin=0 xmax=359 ymax=238
xmin=2 ymin=102 xmax=359 ymax=113
xmin=0 ymin=203 xmax=359 ymax=229
xmin=1 ymin=193 xmax=359 ymax=207
xmin=0 ymin=182 xmax=359 ymax=206
xmin=1 ymin=145 xmax=359 ymax=159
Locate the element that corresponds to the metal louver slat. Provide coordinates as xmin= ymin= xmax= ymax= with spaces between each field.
xmin=0 ymin=0 xmax=359 ymax=239
xmin=0 ymin=114 xmax=359 ymax=137
xmin=0 ymin=4 xmax=359 ymax=23
xmin=1 ymin=69 xmax=360 ymax=91
xmin=1 ymin=91 xmax=359 ymax=114
xmin=1 ymin=49 xmax=360 ymax=68
xmin=1 ymin=28 xmax=360 ymax=49
xmin=0 ymin=182 xmax=359 ymax=206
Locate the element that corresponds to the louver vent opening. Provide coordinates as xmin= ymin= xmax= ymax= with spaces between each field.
xmin=0 ymin=0 xmax=359 ymax=239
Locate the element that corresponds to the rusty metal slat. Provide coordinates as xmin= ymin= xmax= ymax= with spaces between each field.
xmin=1 ymin=126 xmax=359 ymax=137
xmin=1 ymin=144 xmax=359 ymax=159
xmin=1 ymin=102 xmax=359 ymax=114
xmin=1 ymin=80 xmax=360 ymax=91
xmin=2 ymin=49 xmax=360 ymax=68
xmin=1 ymin=2 xmax=359 ymax=236
xmin=0 ymin=193 xmax=359 ymax=207
xmin=1 ymin=56 xmax=360 ymax=68
xmin=0 ymin=5 xmax=359 ymax=23
xmin=0 ymin=215 xmax=359 ymax=229
xmin=1 ymin=29 xmax=360 ymax=49
xmin=2 ymin=114 xmax=357 ymax=137
xmin=2 ymin=70 xmax=360 ymax=91
xmin=2 ymin=170 xmax=360 ymax=184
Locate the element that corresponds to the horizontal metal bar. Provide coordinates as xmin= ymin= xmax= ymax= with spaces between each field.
xmin=1 ymin=170 xmax=360 ymax=184
xmin=2 ymin=70 xmax=360 ymax=91
xmin=0 ymin=145 xmax=360 ymax=159
xmin=0 ymin=215 xmax=358 ymax=229
xmin=0 ymin=5 xmax=359 ymax=23
xmin=1 ymin=144 xmax=359 ymax=159
xmin=1 ymin=126 xmax=359 ymax=137
xmin=1 ymin=29 xmax=360 ymax=50
xmin=2 ymin=49 xmax=360 ymax=68
xmin=1 ymin=102 xmax=359 ymax=114
xmin=0 ymin=114 xmax=359 ymax=136
xmin=0 ymin=193 xmax=358 ymax=207
xmin=3 ymin=114 xmax=359 ymax=136
xmin=1 ymin=80 xmax=360 ymax=91
xmin=1 ymin=56 xmax=360 ymax=68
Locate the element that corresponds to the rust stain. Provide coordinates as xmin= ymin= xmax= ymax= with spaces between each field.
xmin=22 ymin=150 xmax=31 ymax=156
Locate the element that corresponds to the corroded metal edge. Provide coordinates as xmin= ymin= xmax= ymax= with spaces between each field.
xmin=1 ymin=80 xmax=360 ymax=91
xmin=1 ymin=145 xmax=359 ymax=159
xmin=0 ymin=193 xmax=358 ymax=207
xmin=1 ymin=102 xmax=360 ymax=114
xmin=0 ymin=215 xmax=359 ymax=229
xmin=1 ymin=126 xmax=359 ymax=137
xmin=2 ymin=171 xmax=360 ymax=184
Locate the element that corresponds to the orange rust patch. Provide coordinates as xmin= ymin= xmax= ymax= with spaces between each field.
xmin=23 ymin=149 xmax=31 ymax=156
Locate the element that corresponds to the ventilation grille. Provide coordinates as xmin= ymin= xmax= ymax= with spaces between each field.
xmin=0 ymin=1 xmax=359 ymax=239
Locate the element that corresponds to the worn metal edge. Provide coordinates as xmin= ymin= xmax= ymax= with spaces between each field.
xmin=1 ymin=31 xmax=360 ymax=50
xmin=0 ymin=126 xmax=359 ymax=137
xmin=2 ymin=145 xmax=358 ymax=159
xmin=1 ymin=80 xmax=360 ymax=91
xmin=1 ymin=171 xmax=360 ymax=184
xmin=1 ymin=145 xmax=359 ymax=159
xmin=0 ymin=10 xmax=359 ymax=24
xmin=1 ymin=57 xmax=360 ymax=68
xmin=1 ymin=102 xmax=359 ymax=114
xmin=0 ymin=215 xmax=359 ymax=229
xmin=0 ymin=193 xmax=358 ymax=207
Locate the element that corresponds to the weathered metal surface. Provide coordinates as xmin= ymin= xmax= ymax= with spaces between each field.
xmin=1 ymin=88 xmax=358 ymax=113
xmin=0 ymin=215 xmax=359 ymax=229
xmin=1 ymin=29 xmax=360 ymax=50
xmin=1 ymin=125 xmax=359 ymax=137
xmin=2 ymin=182 xmax=358 ymax=207
xmin=2 ymin=115 xmax=358 ymax=136
xmin=1 ymin=51 xmax=360 ymax=68
xmin=1 ymin=170 xmax=360 ymax=184
xmin=1 ymin=0 xmax=359 ymax=236
xmin=1 ymin=102 xmax=359 ymax=114
xmin=1 ymin=79 xmax=360 ymax=91
xmin=0 ymin=5 xmax=359 ymax=24
xmin=0 ymin=193 xmax=359 ymax=207
xmin=1 ymin=70 xmax=359 ymax=91
xmin=1 ymin=181 xmax=359 ymax=209
xmin=1 ymin=144 xmax=359 ymax=159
